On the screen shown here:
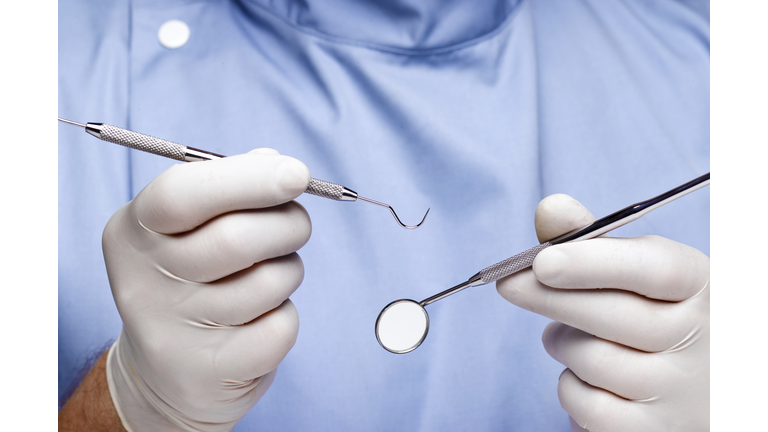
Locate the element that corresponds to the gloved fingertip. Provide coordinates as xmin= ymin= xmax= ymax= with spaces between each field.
xmin=541 ymin=320 xmax=558 ymax=346
xmin=277 ymin=158 xmax=311 ymax=197
xmin=541 ymin=321 xmax=558 ymax=353
xmin=532 ymin=247 xmax=569 ymax=286
xmin=535 ymin=194 xmax=595 ymax=243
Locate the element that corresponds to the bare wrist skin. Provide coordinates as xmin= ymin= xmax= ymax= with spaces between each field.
xmin=59 ymin=350 xmax=127 ymax=432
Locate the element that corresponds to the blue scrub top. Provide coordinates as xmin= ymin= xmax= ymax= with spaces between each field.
xmin=58 ymin=0 xmax=710 ymax=430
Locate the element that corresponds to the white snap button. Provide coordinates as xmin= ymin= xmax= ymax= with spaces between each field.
xmin=158 ymin=20 xmax=190 ymax=49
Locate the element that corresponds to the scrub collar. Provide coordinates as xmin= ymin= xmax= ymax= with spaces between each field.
xmin=243 ymin=0 xmax=523 ymax=52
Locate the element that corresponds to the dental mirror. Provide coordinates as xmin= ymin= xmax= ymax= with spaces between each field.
xmin=375 ymin=299 xmax=430 ymax=354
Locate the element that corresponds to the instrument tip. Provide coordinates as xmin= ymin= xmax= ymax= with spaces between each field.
xmin=392 ymin=206 xmax=430 ymax=230
xmin=344 ymin=195 xmax=431 ymax=230
xmin=58 ymin=118 xmax=86 ymax=128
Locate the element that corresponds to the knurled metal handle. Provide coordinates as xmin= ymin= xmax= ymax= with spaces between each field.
xmin=305 ymin=178 xmax=346 ymax=200
xmin=100 ymin=124 xmax=187 ymax=161
xmin=98 ymin=123 xmax=356 ymax=201
xmin=478 ymin=242 xmax=552 ymax=284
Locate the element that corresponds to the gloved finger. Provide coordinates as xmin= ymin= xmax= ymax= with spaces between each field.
xmin=152 ymin=201 xmax=311 ymax=282
xmin=497 ymin=269 xmax=707 ymax=352
xmin=534 ymin=194 xmax=597 ymax=243
xmin=184 ymin=253 xmax=304 ymax=326
xmin=218 ymin=299 xmax=300 ymax=380
xmin=558 ymin=369 xmax=645 ymax=432
xmin=543 ymin=321 xmax=662 ymax=401
xmin=133 ymin=153 xmax=310 ymax=234
xmin=248 ymin=148 xmax=280 ymax=155
xmin=201 ymin=368 xmax=280 ymax=418
xmin=533 ymin=235 xmax=710 ymax=302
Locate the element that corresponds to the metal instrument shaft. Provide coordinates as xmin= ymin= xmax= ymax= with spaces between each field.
xmin=419 ymin=173 xmax=711 ymax=307
xmin=59 ymin=118 xmax=429 ymax=229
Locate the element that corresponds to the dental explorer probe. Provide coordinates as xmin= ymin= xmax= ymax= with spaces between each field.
xmin=375 ymin=172 xmax=710 ymax=353
xmin=58 ymin=118 xmax=429 ymax=229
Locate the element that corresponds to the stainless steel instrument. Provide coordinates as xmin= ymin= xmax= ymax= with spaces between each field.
xmin=375 ymin=173 xmax=710 ymax=354
xmin=59 ymin=118 xmax=429 ymax=229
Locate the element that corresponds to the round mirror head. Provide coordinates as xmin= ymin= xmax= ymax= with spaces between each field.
xmin=375 ymin=299 xmax=429 ymax=354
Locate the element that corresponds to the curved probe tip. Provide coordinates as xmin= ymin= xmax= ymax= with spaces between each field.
xmin=390 ymin=207 xmax=430 ymax=230
xmin=356 ymin=195 xmax=430 ymax=229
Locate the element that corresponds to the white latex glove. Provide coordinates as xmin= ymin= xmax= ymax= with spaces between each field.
xmin=497 ymin=194 xmax=709 ymax=432
xmin=103 ymin=149 xmax=312 ymax=431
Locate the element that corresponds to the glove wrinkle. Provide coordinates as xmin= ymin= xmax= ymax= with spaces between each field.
xmin=631 ymin=395 xmax=660 ymax=403
xmin=157 ymin=264 xmax=201 ymax=285
xmin=662 ymin=325 xmax=702 ymax=354
xmin=687 ymin=278 xmax=710 ymax=300
xmin=137 ymin=216 xmax=165 ymax=236
xmin=191 ymin=319 xmax=229 ymax=328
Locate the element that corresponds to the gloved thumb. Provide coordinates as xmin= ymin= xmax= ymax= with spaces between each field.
xmin=534 ymin=194 xmax=596 ymax=243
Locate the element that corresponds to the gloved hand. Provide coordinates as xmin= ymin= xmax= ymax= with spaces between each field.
xmin=103 ymin=149 xmax=312 ymax=432
xmin=497 ymin=194 xmax=709 ymax=432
